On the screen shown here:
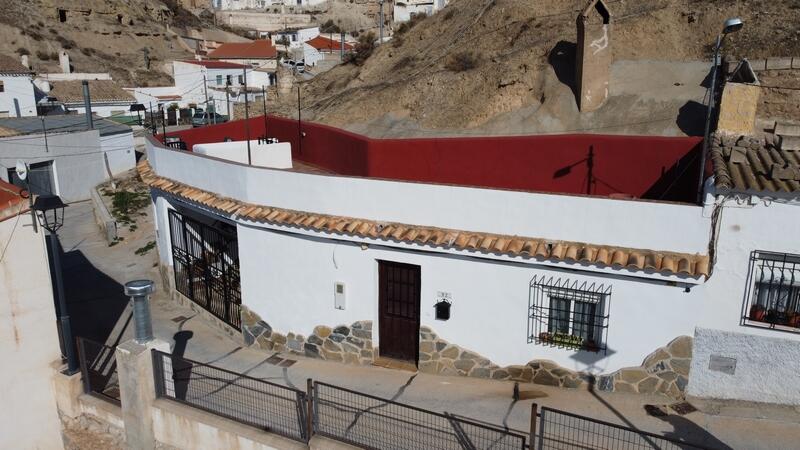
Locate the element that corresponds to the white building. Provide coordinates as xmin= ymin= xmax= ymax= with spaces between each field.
xmin=271 ymin=27 xmax=320 ymax=50
xmin=303 ymin=35 xmax=352 ymax=67
xmin=0 ymin=54 xmax=37 ymax=118
xmin=0 ymin=181 xmax=64 ymax=450
xmin=394 ymin=0 xmax=447 ymax=22
xmin=141 ymin=120 xmax=800 ymax=405
xmin=207 ymin=40 xmax=279 ymax=87
xmin=40 ymin=79 xmax=138 ymax=119
xmin=0 ymin=115 xmax=136 ymax=201
xmin=131 ymin=60 xmax=254 ymax=118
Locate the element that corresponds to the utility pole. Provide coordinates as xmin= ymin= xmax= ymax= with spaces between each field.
xmin=225 ymin=89 xmax=231 ymax=120
xmin=297 ymin=84 xmax=302 ymax=155
xmin=243 ymin=68 xmax=252 ymax=165
xmin=379 ymin=0 xmax=385 ymax=44
xmin=203 ymin=74 xmax=212 ymax=124
xmin=160 ymin=105 xmax=166 ymax=137
xmin=340 ymin=31 xmax=345 ymax=60
xmin=261 ymin=85 xmax=268 ymax=140
xmin=149 ymin=102 xmax=156 ymax=134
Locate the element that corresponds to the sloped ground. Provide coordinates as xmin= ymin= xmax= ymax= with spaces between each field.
xmin=272 ymin=0 xmax=800 ymax=136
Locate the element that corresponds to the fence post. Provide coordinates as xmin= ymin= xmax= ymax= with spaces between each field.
xmin=530 ymin=403 xmax=538 ymax=450
xmin=306 ymin=378 xmax=314 ymax=441
xmin=76 ymin=337 xmax=90 ymax=394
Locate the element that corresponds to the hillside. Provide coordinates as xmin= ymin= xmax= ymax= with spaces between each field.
xmin=273 ymin=0 xmax=800 ymax=137
xmin=0 ymin=0 xmax=239 ymax=87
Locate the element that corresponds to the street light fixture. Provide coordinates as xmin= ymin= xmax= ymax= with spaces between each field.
xmin=697 ymin=17 xmax=743 ymax=203
xmin=32 ymin=194 xmax=78 ymax=374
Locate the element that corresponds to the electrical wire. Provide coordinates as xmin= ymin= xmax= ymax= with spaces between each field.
xmin=0 ymin=200 xmax=26 ymax=263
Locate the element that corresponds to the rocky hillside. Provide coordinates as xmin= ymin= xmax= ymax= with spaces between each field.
xmin=274 ymin=0 xmax=800 ymax=136
xmin=0 ymin=0 xmax=237 ymax=86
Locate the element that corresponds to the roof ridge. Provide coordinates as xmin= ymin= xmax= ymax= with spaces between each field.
xmin=138 ymin=160 xmax=709 ymax=279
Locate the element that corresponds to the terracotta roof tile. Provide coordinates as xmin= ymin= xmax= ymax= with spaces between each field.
xmin=139 ymin=160 xmax=710 ymax=278
xmin=208 ymin=40 xmax=278 ymax=59
xmin=305 ymin=36 xmax=353 ymax=52
xmin=712 ymin=133 xmax=800 ymax=194
xmin=0 ymin=54 xmax=31 ymax=74
xmin=49 ymin=80 xmax=135 ymax=104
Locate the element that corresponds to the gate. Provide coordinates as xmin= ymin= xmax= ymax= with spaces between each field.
xmin=168 ymin=209 xmax=242 ymax=330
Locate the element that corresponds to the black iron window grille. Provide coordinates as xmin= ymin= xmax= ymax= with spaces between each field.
xmin=742 ymin=251 xmax=800 ymax=333
xmin=528 ymin=276 xmax=610 ymax=353
xmin=168 ymin=209 xmax=242 ymax=330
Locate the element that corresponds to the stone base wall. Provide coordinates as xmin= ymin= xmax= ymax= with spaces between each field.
xmin=418 ymin=327 xmax=692 ymax=399
xmin=241 ymin=306 xmax=375 ymax=366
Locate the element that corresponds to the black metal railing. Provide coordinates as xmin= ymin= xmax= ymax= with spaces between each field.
xmin=168 ymin=209 xmax=242 ymax=330
xmin=151 ymin=350 xmax=309 ymax=442
xmin=741 ymin=250 xmax=800 ymax=333
xmin=164 ymin=139 xmax=188 ymax=150
xmin=537 ymin=406 xmax=711 ymax=450
xmin=312 ymin=381 xmax=527 ymax=450
xmin=77 ymin=337 xmax=121 ymax=406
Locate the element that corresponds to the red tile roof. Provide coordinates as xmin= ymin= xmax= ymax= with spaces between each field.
xmin=180 ymin=60 xmax=248 ymax=69
xmin=0 ymin=54 xmax=31 ymax=74
xmin=305 ymin=35 xmax=353 ymax=52
xmin=0 ymin=179 xmax=27 ymax=222
xmin=139 ymin=160 xmax=710 ymax=279
xmin=208 ymin=40 xmax=278 ymax=59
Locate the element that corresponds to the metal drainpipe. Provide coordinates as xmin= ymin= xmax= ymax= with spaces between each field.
xmin=81 ymin=80 xmax=93 ymax=130
xmin=125 ymin=280 xmax=156 ymax=344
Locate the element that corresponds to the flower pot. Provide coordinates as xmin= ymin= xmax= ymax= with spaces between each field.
xmin=749 ymin=305 xmax=766 ymax=322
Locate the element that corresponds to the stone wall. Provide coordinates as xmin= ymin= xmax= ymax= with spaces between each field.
xmin=241 ymin=306 xmax=375 ymax=366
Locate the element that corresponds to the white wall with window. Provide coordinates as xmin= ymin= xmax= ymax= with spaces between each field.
xmin=0 ymin=73 xmax=37 ymax=117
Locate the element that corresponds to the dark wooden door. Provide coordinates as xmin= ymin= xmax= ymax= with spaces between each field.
xmin=378 ymin=261 xmax=421 ymax=364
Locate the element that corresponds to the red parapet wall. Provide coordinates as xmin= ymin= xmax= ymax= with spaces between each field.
xmin=163 ymin=116 xmax=703 ymax=203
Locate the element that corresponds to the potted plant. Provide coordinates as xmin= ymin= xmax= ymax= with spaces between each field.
xmin=788 ymin=312 xmax=800 ymax=329
xmin=749 ymin=304 xmax=766 ymax=322
xmin=539 ymin=331 xmax=552 ymax=343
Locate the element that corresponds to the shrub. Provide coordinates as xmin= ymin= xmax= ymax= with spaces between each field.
xmin=395 ymin=13 xmax=426 ymax=35
xmin=345 ymin=32 xmax=376 ymax=66
xmin=320 ymin=19 xmax=340 ymax=34
xmin=36 ymin=50 xmax=53 ymax=60
xmin=445 ymin=51 xmax=479 ymax=72
xmin=442 ymin=8 xmax=455 ymax=21
xmin=16 ymin=47 xmax=29 ymax=55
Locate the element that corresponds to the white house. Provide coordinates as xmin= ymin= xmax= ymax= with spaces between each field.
xmin=303 ymin=35 xmax=353 ymax=67
xmin=40 ymin=79 xmax=138 ymax=119
xmin=0 ymin=115 xmax=136 ymax=201
xmin=0 ymin=180 xmax=64 ymax=450
xmin=271 ymin=27 xmax=320 ymax=51
xmin=131 ymin=60 xmax=253 ymax=118
xmin=394 ymin=0 xmax=447 ymax=22
xmin=0 ymin=54 xmax=37 ymax=118
xmin=141 ymin=117 xmax=800 ymax=407
xmin=207 ymin=40 xmax=279 ymax=87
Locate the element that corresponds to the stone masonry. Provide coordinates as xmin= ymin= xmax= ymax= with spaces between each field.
xmin=240 ymin=304 xmax=690 ymax=397
xmin=241 ymin=306 xmax=375 ymax=366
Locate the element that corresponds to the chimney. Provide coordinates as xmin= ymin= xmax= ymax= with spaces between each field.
xmin=59 ymin=51 xmax=71 ymax=74
xmin=82 ymin=80 xmax=94 ymax=129
xmin=575 ymin=0 xmax=612 ymax=112
xmin=20 ymin=54 xmax=29 ymax=69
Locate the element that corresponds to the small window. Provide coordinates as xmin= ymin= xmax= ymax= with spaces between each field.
xmin=0 ymin=80 xmax=4 ymax=92
xmin=743 ymin=251 xmax=800 ymax=332
xmin=238 ymin=75 xmax=244 ymax=85
xmin=226 ymin=75 xmax=232 ymax=85
xmin=529 ymin=276 xmax=610 ymax=352
xmin=216 ymin=75 xmax=223 ymax=85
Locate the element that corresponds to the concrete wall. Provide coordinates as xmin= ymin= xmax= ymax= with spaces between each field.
xmin=717 ymin=83 xmax=760 ymax=136
xmin=194 ymin=140 xmax=292 ymax=168
xmin=0 ymin=130 xmax=108 ymax=202
xmin=100 ymin=131 xmax=137 ymax=175
xmin=66 ymin=103 xmax=137 ymax=119
xmin=0 ymin=212 xmax=64 ymax=449
xmin=218 ymin=10 xmax=313 ymax=32
xmin=0 ymin=74 xmax=37 ymax=117
xmin=576 ymin=2 xmax=611 ymax=112
xmin=688 ymin=327 xmax=800 ymax=406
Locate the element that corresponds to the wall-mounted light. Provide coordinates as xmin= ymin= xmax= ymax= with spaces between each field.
xmin=434 ymin=299 xmax=451 ymax=321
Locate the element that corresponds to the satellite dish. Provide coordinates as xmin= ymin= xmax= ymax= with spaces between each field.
xmin=15 ymin=160 xmax=27 ymax=181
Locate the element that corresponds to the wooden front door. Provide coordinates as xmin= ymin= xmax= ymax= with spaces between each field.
xmin=378 ymin=260 xmax=421 ymax=364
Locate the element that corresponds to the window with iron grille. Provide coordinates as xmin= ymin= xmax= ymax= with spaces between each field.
xmin=528 ymin=276 xmax=610 ymax=352
xmin=742 ymin=251 xmax=800 ymax=333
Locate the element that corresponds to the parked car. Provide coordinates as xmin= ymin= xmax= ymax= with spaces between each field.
xmin=295 ymin=61 xmax=305 ymax=73
xmin=191 ymin=112 xmax=228 ymax=127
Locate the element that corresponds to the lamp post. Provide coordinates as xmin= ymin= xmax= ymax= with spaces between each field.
xmin=697 ymin=17 xmax=743 ymax=203
xmin=33 ymin=194 xmax=78 ymax=375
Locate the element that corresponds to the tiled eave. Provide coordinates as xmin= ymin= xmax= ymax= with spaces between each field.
xmin=139 ymin=161 xmax=710 ymax=279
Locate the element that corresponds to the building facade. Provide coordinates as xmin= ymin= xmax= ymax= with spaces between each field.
xmin=0 ymin=54 xmax=37 ymax=118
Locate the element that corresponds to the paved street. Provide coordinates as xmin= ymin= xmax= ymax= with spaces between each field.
xmin=58 ymin=198 xmax=800 ymax=450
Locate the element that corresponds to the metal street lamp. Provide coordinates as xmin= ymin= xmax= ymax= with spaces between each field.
xmin=32 ymin=195 xmax=78 ymax=374
xmin=698 ymin=17 xmax=744 ymax=203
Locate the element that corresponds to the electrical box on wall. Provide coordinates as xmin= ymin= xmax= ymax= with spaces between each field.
xmin=334 ymin=282 xmax=346 ymax=310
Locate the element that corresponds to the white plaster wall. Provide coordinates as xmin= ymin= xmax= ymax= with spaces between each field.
xmin=0 ymin=213 xmax=64 ymax=449
xmin=100 ymin=131 xmax=137 ymax=175
xmin=194 ymin=141 xmax=292 ymax=168
xmin=687 ymin=327 xmax=800 ymax=405
xmin=1 ymin=130 xmax=107 ymax=202
xmin=303 ymin=44 xmax=323 ymax=67
xmin=0 ymin=74 xmax=37 ymax=117
xmin=67 ymin=104 xmax=136 ymax=118
xmin=146 ymin=144 xmax=711 ymax=255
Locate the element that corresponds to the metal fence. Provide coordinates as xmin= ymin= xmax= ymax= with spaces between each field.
xmin=312 ymin=381 xmax=527 ymax=450
xmin=77 ymin=337 xmax=121 ymax=406
xmin=151 ymin=350 xmax=309 ymax=443
xmin=537 ymin=406 xmax=711 ymax=450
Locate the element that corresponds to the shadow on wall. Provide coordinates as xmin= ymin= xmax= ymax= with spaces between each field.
xmin=48 ymin=237 xmax=130 ymax=351
xmin=676 ymin=101 xmax=707 ymax=137
xmin=172 ymin=330 xmax=194 ymax=401
xmin=548 ymin=40 xmax=578 ymax=99
xmin=641 ymin=139 xmax=703 ymax=202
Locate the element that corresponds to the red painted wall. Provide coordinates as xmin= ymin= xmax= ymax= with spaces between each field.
xmin=163 ymin=116 xmax=702 ymax=203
